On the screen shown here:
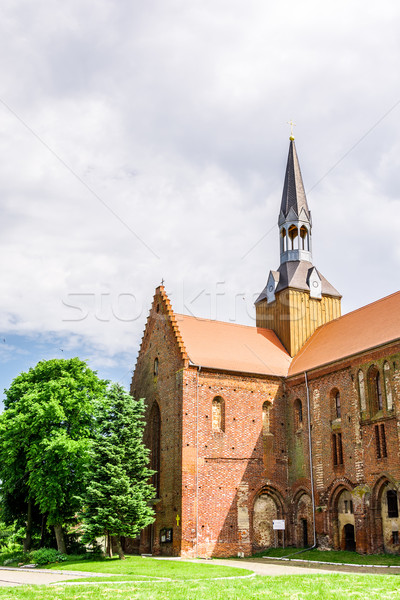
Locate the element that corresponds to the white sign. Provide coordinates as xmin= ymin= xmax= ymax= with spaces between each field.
xmin=273 ymin=519 xmax=285 ymax=530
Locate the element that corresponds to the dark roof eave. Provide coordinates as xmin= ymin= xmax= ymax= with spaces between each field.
xmin=188 ymin=360 xmax=287 ymax=380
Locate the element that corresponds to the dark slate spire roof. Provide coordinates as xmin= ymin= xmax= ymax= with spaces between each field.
xmin=280 ymin=140 xmax=310 ymax=220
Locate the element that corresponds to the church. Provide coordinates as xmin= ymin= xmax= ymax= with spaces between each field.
xmin=131 ymin=136 xmax=400 ymax=557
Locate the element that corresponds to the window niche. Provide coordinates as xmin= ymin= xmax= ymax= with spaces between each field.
xmin=332 ymin=432 xmax=343 ymax=466
xmin=358 ymin=369 xmax=366 ymax=413
xmin=384 ymin=362 xmax=393 ymax=411
xmin=331 ymin=388 xmax=341 ymax=421
xmin=368 ymin=365 xmax=383 ymax=414
xmin=212 ymin=396 xmax=225 ymax=432
xmin=262 ymin=400 xmax=272 ymax=436
xmin=154 ymin=357 xmax=159 ymax=378
xmin=294 ymin=398 xmax=303 ymax=430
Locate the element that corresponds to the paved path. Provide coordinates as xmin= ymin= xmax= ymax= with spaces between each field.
xmin=173 ymin=557 xmax=344 ymax=576
xmin=0 ymin=567 xmax=114 ymax=587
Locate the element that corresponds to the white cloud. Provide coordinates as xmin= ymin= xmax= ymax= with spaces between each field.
xmin=0 ymin=0 xmax=399 ymax=381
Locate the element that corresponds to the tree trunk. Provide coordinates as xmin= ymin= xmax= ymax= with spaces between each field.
xmin=107 ymin=532 xmax=112 ymax=558
xmin=115 ymin=536 xmax=125 ymax=560
xmin=23 ymin=498 xmax=33 ymax=552
xmin=54 ymin=524 xmax=67 ymax=554
xmin=40 ymin=513 xmax=47 ymax=548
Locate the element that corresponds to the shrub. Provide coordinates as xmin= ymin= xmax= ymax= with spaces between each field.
xmin=29 ymin=548 xmax=68 ymax=566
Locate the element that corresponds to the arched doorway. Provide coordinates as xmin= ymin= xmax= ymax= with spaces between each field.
xmin=335 ymin=489 xmax=356 ymax=551
xmin=253 ymin=491 xmax=284 ymax=549
xmin=294 ymin=492 xmax=312 ymax=547
xmin=378 ymin=481 xmax=400 ymax=553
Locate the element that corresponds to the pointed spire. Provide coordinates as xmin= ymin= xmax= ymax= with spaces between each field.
xmin=279 ymin=140 xmax=310 ymax=221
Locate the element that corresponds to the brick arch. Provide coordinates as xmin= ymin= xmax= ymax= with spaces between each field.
xmin=251 ymin=486 xmax=286 ymax=550
xmin=327 ymin=481 xmax=355 ymax=550
xmin=371 ymin=474 xmax=396 ymax=509
xmin=370 ymin=475 xmax=393 ymax=553
xmin=292 ymin=487 xmax=313 ymax=548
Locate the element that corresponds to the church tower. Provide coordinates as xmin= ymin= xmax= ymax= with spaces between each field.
xmin=255 ymin=136 xmax=342 ymax=357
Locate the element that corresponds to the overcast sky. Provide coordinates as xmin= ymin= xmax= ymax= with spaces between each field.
xmin=0 ymin=0 xmax=399 ymax=399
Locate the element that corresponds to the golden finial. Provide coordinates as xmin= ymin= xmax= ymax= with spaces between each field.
xmin=287 ymin=120 xmax=296 ymax=141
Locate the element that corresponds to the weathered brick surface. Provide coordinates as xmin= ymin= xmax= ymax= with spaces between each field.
xmin=132 ymin=286 xmax=400 ymax=557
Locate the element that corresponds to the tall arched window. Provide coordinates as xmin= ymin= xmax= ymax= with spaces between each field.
xmin=368 ymin=366 xmax=383 ymax=414
xmin=150 ymin=402 xmax=161 ymax=498
xmin=376 ymin=372 xmax=383 ymax=411
xmin=294 ymin=399 xmax=303 ymax=429
xmin=384 ymin=362 xmax=393 ymax=411
xmin=262 ymin=401 xmax=272 ymax=435
xmin=335 ymin=392 xmax=341 ymax=419
xmin=331 ymin=388 xmax=341 ymax=420
xmin=280 ymin=228 xmax=287 ymax=253
xmin=358 ymin=370 xmax=366 ymax=412
xmin=154 ymin=357 xmax=159 ymax=377
xmin=288 ymin=225 xmax=298 ymax=250
xmin=212 ymin=397 xmax=224 ymax=432
xmin=300 ymin=226 xmax=309 ymax=250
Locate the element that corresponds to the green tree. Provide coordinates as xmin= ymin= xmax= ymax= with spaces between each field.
xmin=81 ymin=384 xmax=155 ymax=559
xmin=0 ymin=358 xmax=108 ymax=553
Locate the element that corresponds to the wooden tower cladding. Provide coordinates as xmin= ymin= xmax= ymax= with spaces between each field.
xmin=256 ymin=288 xmax=341 ymax=357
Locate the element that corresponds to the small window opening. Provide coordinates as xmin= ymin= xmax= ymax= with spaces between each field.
xmin=393 ymin=531 xmax=399 ymax=544
xmin=154 ymin=357 xmax=159 ymax=377
xmin=387 ymin=490 xmax=399 ymax=518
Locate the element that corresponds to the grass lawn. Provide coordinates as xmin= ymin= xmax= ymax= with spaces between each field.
xmin=0 ymin=574 xmax=400 ymax=599
xmin=257 ymin=547 xmax=400 ymax=566
xmin=48 ymin=555 xmax=252 ymax=580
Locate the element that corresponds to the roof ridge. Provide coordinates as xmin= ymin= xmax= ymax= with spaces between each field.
xmin=175 ymin=313 xmax=275 ymax=332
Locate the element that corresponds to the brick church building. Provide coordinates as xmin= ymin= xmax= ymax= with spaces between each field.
xmin=131 ymin=137 xmax=400 ymax=557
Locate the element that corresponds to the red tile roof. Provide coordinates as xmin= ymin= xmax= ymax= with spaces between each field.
xmin=289 ymin=290 xmax=400 ymax=376
xmin=175 ymin=314 xmax=291 ymax=377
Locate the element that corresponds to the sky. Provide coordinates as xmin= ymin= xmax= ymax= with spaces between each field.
xmin=0 ymin=0 xmax=399 ymax=402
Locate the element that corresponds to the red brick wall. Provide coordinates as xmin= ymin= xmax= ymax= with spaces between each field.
xmin=131 ymin=290 xmax=185 ymax=556
xmin=180 ymin=367 xmax=286 ymax=557
xmin=286 ymin=342 xmax=400 ymax=553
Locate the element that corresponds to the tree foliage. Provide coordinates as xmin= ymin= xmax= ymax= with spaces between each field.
xmin=81 ymin=384 xmax=155 ymax=559
xmin=0 ymin=358 xmax=108 ymax=552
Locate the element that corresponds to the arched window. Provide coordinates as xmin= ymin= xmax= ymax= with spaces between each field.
xmin=288 ymin=225 xmax=299 ymax=250
xmin=376 ymin=372 xmax=383 ymax=411
xmin=280 ymin=228 xmax=287 ymax=253
xmin=212 ymin=397 xmax=224 ymax=432
xmin=300 ymin=226 xmax=308 ymax=250
xmin=368 ymin=366 xmax=383 ymax=414
xmin=358 ymin=370 xmax=366 ymax=412
xmin=331 ymin=388 xmax=341 ymax=420
xmin=335 ymin=392 xmax=341 ymax=419
xmin=262 ymin=400 xmax=272 ymax=435
xmin=150 ymin=402 xmax=161 ymax=498
xmin=384 ymin=362 xmax=393 ymax=411
xmin=154 ymin=357 xmax=159 ymax=377
xmin=294 ymin=399 xmax=303 ymax=429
